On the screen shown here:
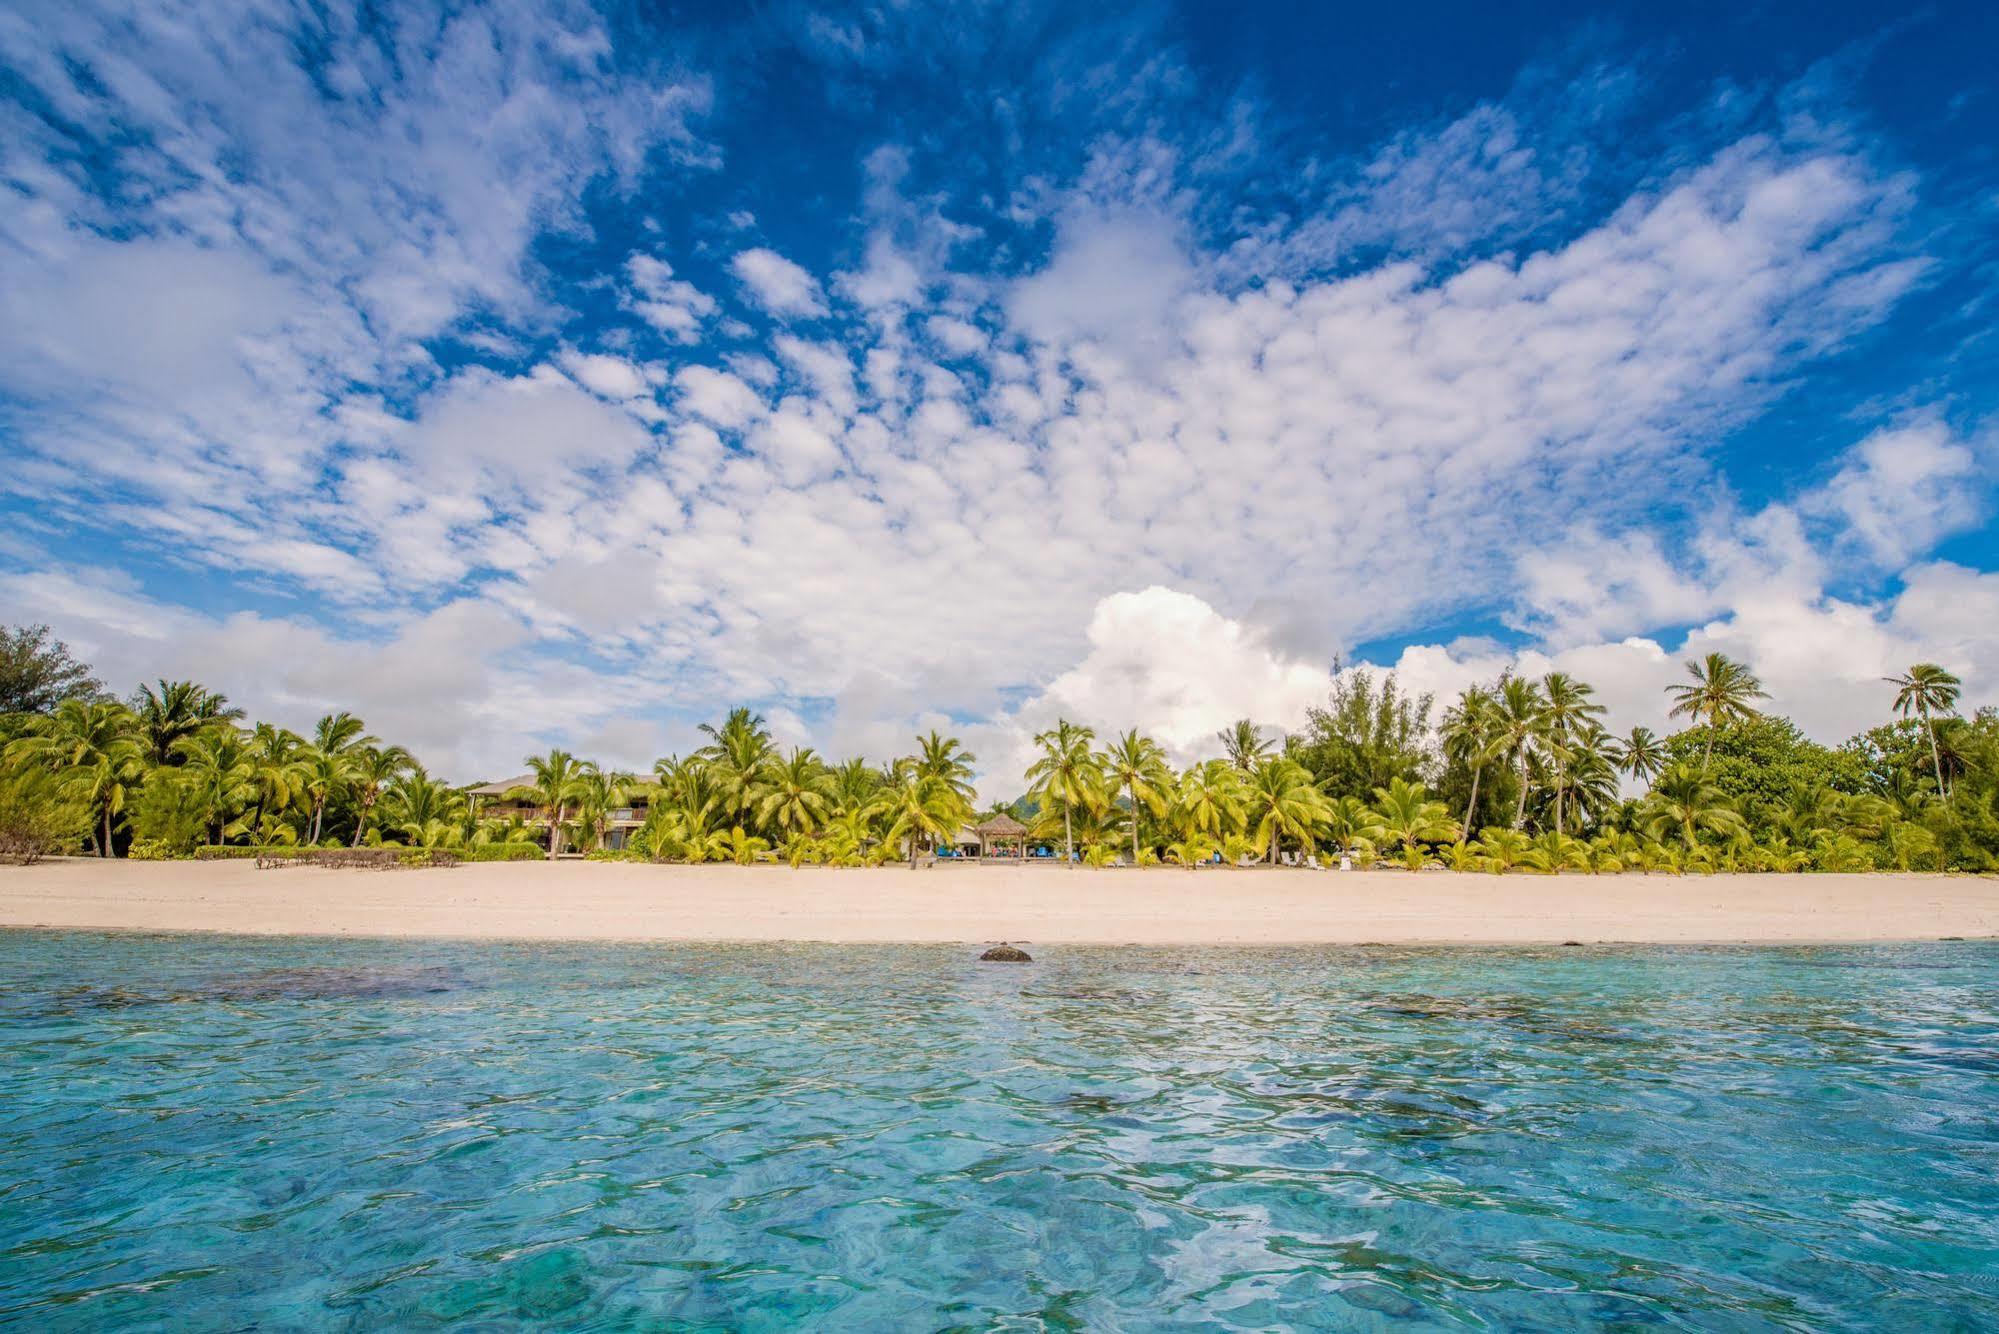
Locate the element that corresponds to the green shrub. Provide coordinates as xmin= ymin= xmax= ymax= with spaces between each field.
xmin=0 ymin=766 xmax=92 ymax=862
xmin=126 ymin=774 xmax=208 ymax=857
xmin=129 ymin=838 xmax=193 ymax=861
xmin=464 ymin=844 xmax=545 ymax=863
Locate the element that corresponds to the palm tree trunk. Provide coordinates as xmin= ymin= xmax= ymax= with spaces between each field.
xmin=1553 ymin=759 xmax=1564 ymax=837
xmin=101 ymin=803 xmax=113 ymax=858
xmin=549 ymin=804 xmax=565 ymax=859
xmin=1063 ymin=801 xmax=1074 ymax=867
xmin=1463 ymin=764 xmax=1482 ymax=840
xmin=1923 ymin=703 xmax=1946 ymax=799
xmin=1512 ymin=752 xmax=1529 ymax=828
xmin=1130 ymin=782 xmax=1141 ymax=865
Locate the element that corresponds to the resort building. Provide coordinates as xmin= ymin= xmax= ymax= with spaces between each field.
xmin=466 ymin=777 xmax=649 ymax=851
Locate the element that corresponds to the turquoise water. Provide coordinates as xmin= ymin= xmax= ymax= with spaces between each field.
xmin=2 ymin=934 xmax=1996 ymax=1329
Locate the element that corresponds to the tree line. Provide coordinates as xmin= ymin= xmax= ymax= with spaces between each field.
xmin=2 ymin=623 xmax=1994 ymax=871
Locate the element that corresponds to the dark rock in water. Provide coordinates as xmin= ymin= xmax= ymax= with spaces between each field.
xmin=201 ymin=965 xmax=463 ymax=1001
xmin=1560 ymin=940 xmax=1583 ymax=947
xmin=979 ymin=943 xmax=1032 ymax=963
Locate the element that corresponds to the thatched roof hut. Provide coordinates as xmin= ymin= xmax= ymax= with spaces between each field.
xmin=973 ymin=813 xmax=1029 ymax=857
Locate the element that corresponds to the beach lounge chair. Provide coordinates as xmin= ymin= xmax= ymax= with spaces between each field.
xmin=1306 ymin=855 xmax=1323 ymax=871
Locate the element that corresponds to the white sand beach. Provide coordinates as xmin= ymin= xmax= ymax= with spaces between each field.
xmin=0 ymin=858 xmax=1992 ymax=944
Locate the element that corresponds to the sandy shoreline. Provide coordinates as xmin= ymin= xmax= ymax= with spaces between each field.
xmin=0 ymin=858 xmax=1993 ymax=945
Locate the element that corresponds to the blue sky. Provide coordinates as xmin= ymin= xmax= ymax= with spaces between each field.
xmin=1 ymin=0 xmax=1995 ymax=781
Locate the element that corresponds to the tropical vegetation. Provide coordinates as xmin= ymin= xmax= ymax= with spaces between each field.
xmin=3 ymin=624 xmax=1996 ymax=873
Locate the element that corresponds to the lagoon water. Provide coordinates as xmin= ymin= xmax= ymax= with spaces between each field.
xmin=2 ymin=933 xmax=1995 ymax=1329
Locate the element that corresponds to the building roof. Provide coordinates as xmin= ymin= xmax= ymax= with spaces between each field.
xmin=467 ymin=774 xmax=535 ymax=798
xmin=974 ymin=813 xmax=1029 ymax=837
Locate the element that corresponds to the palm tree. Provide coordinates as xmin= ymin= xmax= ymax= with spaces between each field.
xmin=1640 ymin=763 xmax=1747 ymax=849
xmin=511 ymin=749 xmax=598 ymax=858
xmin=1101 ymin=729 xmax=1171 ymax=864
xmin=347 ymin=744 xmax=413 ymax=846
xmin=1540 ymin=672 xmax=1606 ymax=836
xmin=1563 ymin=725 xmax=1622 ymax=830
xmin=1884 ymin=663 xmax=1962 ymax=799
xmin=828 ymin=756 xmax=882 ymax=814
xmin=753 ymin=747 xmax=836 ymax=839
xmin=6 ymin=699 xmax=144 ymax=856
xmin=1172 ymin=759 xmax=1243 ymax=845
xmin=1491 ymin=676 xmax=1548 ymax=829
xmin=570 ymin=769 xmax=636 ymax=850
xmin=1666 ymin=652 xmax=1768 ymax=767
xmin=246 ymin=722 xmax=310 ymax=838
xmin=311 ymin=711 xmax=376 ymax=759
xmin=1024 ymin=720 xmax=1100 ymax=866
xmin=1243 ymin=758 xmax=1330 ymax=863
xmin=1363 ymin=777 xmax=1458 ymax=854
xmin=132 ymin=679 xmax=245 ymax=766
xmin=696 ymin=708 xmax=776 ymax=827
xmin=174 ymin=728 xmax=259 ymax=845
xmin=1218 ymin=718 xmax=1273 ymax=772
xmin=870 ymin=764 xmax=964 ymax=867
xmin=913 ymin=731 xmax=977 ymax=805
xmin=1439 ymin=685 xmax=1499 ymax=837
xmin=378 ymin=767 xmax=468 ymax=846
xmin=1320 ymin=794 xmax=1373 ymax=858
xmin=1616 ymin=726 xmax=1667 ymax=784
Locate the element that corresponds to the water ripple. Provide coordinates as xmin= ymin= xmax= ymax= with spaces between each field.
xmin=1 ymin=935 xmax=1995 ymax=1328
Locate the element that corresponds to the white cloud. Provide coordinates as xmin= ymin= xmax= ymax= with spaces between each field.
xmin=396 ymin=365 xmax=657 ymax=487
xmin=625 ymin=253 xmax=717 ymax=342
xmin=1008 ymin=208 xmax=1196 ymax=365
xmin=1803 ymin=420 xmax=1985 ymax=567
xmin=560 ymin=350 xmax=652 ymax=400
xmin=730 ymin=247 xmax=827 ymax=318
xmin=674 ymin=366 xmax=765 ymax=430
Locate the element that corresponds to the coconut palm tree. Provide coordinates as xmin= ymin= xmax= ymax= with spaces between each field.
xmin=1616 ymin=726 xmax=1667 ymax=784
xmin=828 ymin=756 xmax=883 ymax=815
xmin=1541 ymin=672 xmax=1606 ymax=837
xmin=347 ymin=744 xmax=413 ymax=846
xmin=1025 ymin=719 xmax=1100 ymax=866
xmin=1363 ymin=777 xmax=1458 ymax=854
xmin=1563 ymin=725 xmax=1623 ymax=830
xmin=1491 ymin=676 xmax=1549 ymax=829
xmin=1101 ymin=729 xmax=1171 ymax=864
xmin=570 ymin=769 xmax=638 ymax=850
xmin=753 ymin=747 xmax=836 ymax=839
xmin=870 ymin=763 xmax=965 ymax=867
xmin=132 ymin=679 xmax=245 ymax=766
xmin=174 ymin=728 xmax=259 ymax=845
xmin=913 ymin=731 xmax=977 ymax=805
xmin=6 ymin=698 xmax=144 ymax=856
xmin=1320 ymin=793 xmax=1374 ymax=858
xmin=510 ymin=749 xmax=598 ymax=858
xmin=1666 ymin=652 xmax=1768 ymax=767
xmin=1172 ymin=759 xmax=1243 ymax=844
xmin=246 ymin=722 xmax=310 ymax=837
xmin=696 ymin=707 xmax=776 ymax=827
xmin=378 ymin=767 xmax=468 ymax=846
xmin=1218 ymin=718 xmax=1273 ymax=772
xmin=1439 ymin=685 xmax=1499 ymax=837
xmin=1243 ymin=758 xmax=1330 ymax=863
xmin=1640 ymin=763 xmax=1747 ymax=849
xmin=1884 ymin=662 xmax=1962 ymax=799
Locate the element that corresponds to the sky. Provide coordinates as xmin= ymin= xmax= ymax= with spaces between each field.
xmin=1 ymin=0 xmax=1996 ymax=787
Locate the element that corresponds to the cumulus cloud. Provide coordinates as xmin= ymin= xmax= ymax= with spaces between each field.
xmin=1802 ymin=420 xmax=1986 ymax=567
xmin=1 ymin=8 xmax=1993 ymax=785
xmin=731 ymin=247 xmax=828 ymax=318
